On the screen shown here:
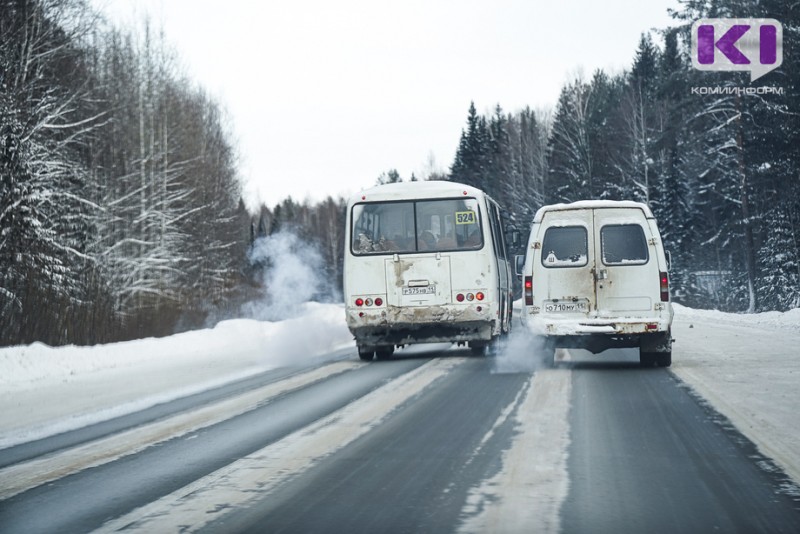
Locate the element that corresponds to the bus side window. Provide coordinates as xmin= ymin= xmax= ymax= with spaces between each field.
xmin=488 ymin=203 xmax=506 ymax=261
xmin=352 ymin=207 xmax=374 ymax=252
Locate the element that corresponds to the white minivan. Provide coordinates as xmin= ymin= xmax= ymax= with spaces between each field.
xmin=517 ymin=200 xmax=673 ymax=366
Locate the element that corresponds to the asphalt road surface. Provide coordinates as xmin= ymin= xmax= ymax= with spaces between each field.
xmin=1 ymin=345 xmax=798 ymax=534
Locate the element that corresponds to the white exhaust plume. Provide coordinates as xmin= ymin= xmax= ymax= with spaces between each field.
xmin=491 ymin=328 xmax=554 ymax=374
xmin=243 ymin=230 xmax=337 ymax=321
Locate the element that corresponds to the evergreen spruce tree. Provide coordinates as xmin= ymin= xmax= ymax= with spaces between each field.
xmin=376 ymin=169 xmax=402 ymax=185
xmin=630 ymin=33 xmax=660 ymax=96
xmin=652 ymin=28 xmax=693 ymax=302
xmin=450 ymin=102 xmax=481 ymax=188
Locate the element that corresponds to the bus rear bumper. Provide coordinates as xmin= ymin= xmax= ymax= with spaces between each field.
xmin=346 ymin=305 xmax=495 ymax=346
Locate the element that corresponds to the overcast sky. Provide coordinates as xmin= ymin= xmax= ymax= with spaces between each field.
xmin=92 ymin=0 xmax=681 ymax=210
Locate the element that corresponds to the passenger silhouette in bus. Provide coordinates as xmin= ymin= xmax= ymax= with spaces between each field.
xmin=418 ymin=230 xmax=436 ymax=250
xmin=464 ymin=226 xmax=482 ymax=247
xmin=437 ymin=232 xmax=457 ymax=250
xmin=377 ymin=236 xmax=400 ymax=252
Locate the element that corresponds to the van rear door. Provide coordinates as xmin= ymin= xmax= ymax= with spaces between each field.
xmin=537 ymin=210 xmax=595 ymax=317
xmin=592 ymin=208 xmax=660 ymax=317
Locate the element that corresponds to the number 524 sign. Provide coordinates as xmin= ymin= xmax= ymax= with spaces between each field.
xmin=455 ymin=211 xmax=476 ymax=225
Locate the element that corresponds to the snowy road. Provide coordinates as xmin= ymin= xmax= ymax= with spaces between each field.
xmin=1 ymin=339 xmax=799 ymax=533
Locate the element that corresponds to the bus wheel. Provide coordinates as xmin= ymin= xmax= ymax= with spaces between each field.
xmin=358 ymin=346 xmax=374 ymax=361
xmin=375 ymin=346 xmax=394 ymax=360
xmin=469 ymin=341 xmax=487 ymax=356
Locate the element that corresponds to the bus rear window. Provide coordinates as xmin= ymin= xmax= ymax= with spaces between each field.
xmin=351 ymin=198 xmax=483 ymax=255
xmin=541 ymin=226 xmax=588 ymax=267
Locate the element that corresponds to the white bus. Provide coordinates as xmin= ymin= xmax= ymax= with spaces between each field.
xmin=344 ymin=181 xmax=514 ymax=361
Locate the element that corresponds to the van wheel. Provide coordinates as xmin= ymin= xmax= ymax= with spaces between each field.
xmin=358 ymin=347 xmax=374 ymax=362
xmin=640 ymin=351 xmax=671 ymax=367
xmin=542 ymin=341 xmax=557 ymax=368
xmin=375 ymin=346 xmax=394 ymax=360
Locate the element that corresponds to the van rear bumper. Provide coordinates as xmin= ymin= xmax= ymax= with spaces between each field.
xmin=527 ymin=315 xmax=672 ymax=354
xmin=346 ymin=304 xmax=495 ymax=345
xmin=529 ymin=315 xmax=671 ymax=336
xmin=544 ymin=332 xmax=672 ymax=354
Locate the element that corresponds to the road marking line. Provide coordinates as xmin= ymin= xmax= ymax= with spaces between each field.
xmin=458 ymin=368 xmax=572 ymax=534
xmin=0 ymin=361 xmax=363 ymax=500
xmin=93 ymin=357 xmax=468 ymax=533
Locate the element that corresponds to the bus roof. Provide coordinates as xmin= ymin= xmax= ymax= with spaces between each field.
xmin=351 ymin=181 xmax=485 ymax=204
xmin=533 ymin=200 xmax=654 ymax=223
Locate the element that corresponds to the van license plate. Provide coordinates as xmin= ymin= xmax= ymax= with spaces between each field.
xmin=403 ymin=286 xmax=435 ymax=296
xmin=544 ymin=301 xmax=588 ymax=313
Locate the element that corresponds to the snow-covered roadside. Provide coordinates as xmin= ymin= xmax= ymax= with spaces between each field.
xmin=670 ymin=304 xmax=800 ymax=484
xmin=0 ymin=303 xmax=354 ymax=449
xmin=2 ymin=299 xmax=798 ymax=491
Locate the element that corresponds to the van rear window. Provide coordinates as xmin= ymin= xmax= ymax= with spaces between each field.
xmin=601 ymin=224 xmax=648 ymax=265
xmin=541 ymin=226 xmax=588 ymax=267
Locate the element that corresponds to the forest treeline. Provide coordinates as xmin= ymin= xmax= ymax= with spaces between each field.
xmin=446 ymin=0 xmax=799 ymax=313
xmin=1 ymin=0 xmax=250 ymax=346
xmin=2 ymin=0 xmax=798 ymax=347
xmin=261 ymin=0 xmax=799 ymax=313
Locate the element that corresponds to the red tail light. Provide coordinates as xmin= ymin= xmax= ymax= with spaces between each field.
xmin=475 ymin=292 xmax=485 ymax=301
xmin=524 ymin=276 xmax=533 ymax=306
xmin=375 ymin=297 xmax=383 ymax=306
xmin=660 ymin=272 xmax=669 ymax=302
xmin=355 ymin=298 xmax=364 ymax=307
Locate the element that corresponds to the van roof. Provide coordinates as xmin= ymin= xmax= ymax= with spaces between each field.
xmin=533 ymin=200 xmax=653 ymax=223
xmin=350 ymin=181 xmax=485 ymax=205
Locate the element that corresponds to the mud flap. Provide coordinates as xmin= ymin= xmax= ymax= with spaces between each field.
xmin=640 ymin=331 xmax=672 ymax=353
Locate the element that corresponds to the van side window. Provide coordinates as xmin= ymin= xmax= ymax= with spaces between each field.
xmin=601 ymin=224 xmax=648 ymax=265
xmin=541 ymin=226 xmax=588 ymax=267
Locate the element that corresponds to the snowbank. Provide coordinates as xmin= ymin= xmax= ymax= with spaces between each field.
xmin=674 ymin=303 xmax=800 ymax=331
xmin=0 ymin=303 xmax=351 ymax=390
xmin=671 ymin=303 xmax=800 ymax=484
xmin=0 ymin=303 xmax=354 ymax=448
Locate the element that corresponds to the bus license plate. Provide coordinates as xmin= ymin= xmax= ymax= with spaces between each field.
xmin=403 ymin=286 xmax=436 ymax=296
xmin=544 ymin=301 xmax=588 ymax=313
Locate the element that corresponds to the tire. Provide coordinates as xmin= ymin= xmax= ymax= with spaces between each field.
xmin=469 ymin=341 xmax=487 ymax=356
xmin=375 ymin=346 xmax=394 ymax=360
xmin=639 ymin=350 xmax=672 ymax=367
xmin=358 ymin=347 xmax=374 ymax=362
xmin=542 ymin=340 xmax=557 ymax=368
xmin=488 ymin=336 xmax=503 ymax=356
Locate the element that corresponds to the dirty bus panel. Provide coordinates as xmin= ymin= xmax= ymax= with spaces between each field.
xmin=344 ymin=181 xmax=513 ymax=361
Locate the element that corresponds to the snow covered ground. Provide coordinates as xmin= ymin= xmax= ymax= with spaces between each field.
xmin=670 ymin=303 xmax=800 ymax=484
xmin=1 ymin=302 xmax=798 ymax=486
xmin=0 ymin=303 xmax=354 ymax=449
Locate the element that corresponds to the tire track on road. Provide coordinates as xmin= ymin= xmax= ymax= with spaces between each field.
xmin=0 ymin=361 xmax=363 ymax=501
xmin=93 ymin=357 xmax=468 ymax=533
